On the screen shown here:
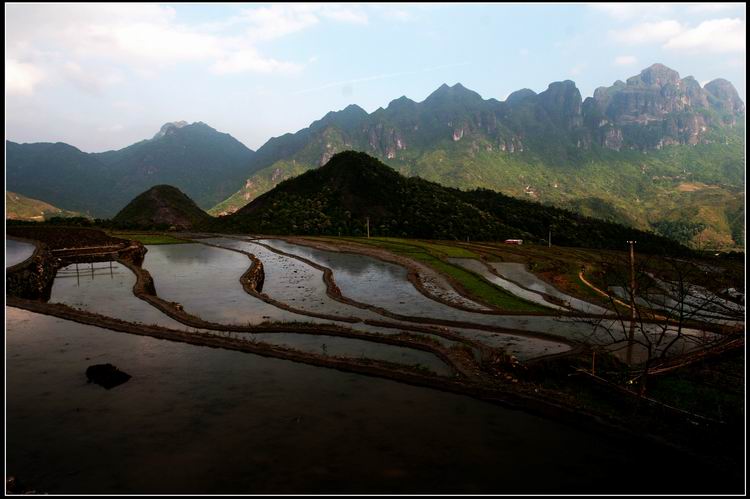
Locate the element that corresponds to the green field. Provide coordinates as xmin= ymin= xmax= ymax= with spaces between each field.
xmin=327 ymin=236 xmax=552 ymax=313
xmin=110 ymin=232 xmax=188 ymax=245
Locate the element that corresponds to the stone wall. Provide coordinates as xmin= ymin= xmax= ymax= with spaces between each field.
xmin=6 ymin=240 xmax=59 ymax=301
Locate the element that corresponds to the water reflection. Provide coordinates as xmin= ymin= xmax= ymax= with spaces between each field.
xmin=50 ymin=261 xmax=193 ymax=331
xmin=6 ymin=306 xmax=737 ymax=494
xmin=6 ymin=239 xmax=36 ymax=268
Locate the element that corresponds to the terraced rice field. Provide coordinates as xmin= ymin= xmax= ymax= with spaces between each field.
xmin=6 ymin=230 xmax=742 ymax=494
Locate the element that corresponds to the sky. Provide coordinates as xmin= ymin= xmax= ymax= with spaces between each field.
xmin=5 ymin=2 xmax=747 ymax=152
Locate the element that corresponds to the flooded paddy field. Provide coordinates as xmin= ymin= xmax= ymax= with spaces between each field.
xmin=199 ymin=237 xmax=387 ymax=321
xmin=6 ymin=238 xmax=36 ymax=268
xmin=142 ymin=243 xmax=316 ymax=325
xmin=50 ymin=261 xmax=194 ymax=331
xmin=138 ymin=243 xmax=457 ymax=350
xmin=7 ymin=306 xmax=736 ymax=495
xmin=257 ymin=238 xmax=461 ymax=319
xmin=248 ymin=332 xmax=453 ymax=376
xmin=450 ymin=327 xmax=571 ymax=360
xmin=255 ymin=239 xmax=702 ymax=351
xmin=609 ymin=286 xmax=744 ymax=328
xmin=47 ymin=259 xmax=451 ymax=374
xmin=487 ymin=262 xmax=610 ymax=315
xmin=448 ymin=258 xmax=566 ymax=311
xmin=144 ymin=240 xmax=567 ymax=357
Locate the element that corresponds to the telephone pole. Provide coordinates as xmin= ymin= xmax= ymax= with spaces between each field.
xmin=548 ymin=227 xmax=552 ymax=248
xmin=366 ymin=217 xmax=370 ymax=238
xmin=626 ymin=240 xmax=637 ymax=365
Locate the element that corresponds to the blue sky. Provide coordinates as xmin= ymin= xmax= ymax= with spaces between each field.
xmin=6 ymin=3 xmax=746 ymax=152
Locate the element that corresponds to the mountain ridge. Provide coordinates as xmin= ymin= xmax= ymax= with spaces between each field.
xmin=7 ymin=121 xmax=256 ymax=217
xmin=217 ymin=150 xmax=692 ymax=255
xmin=6 ymin=63 xmax=745 ymax=248
xmin=209 ymin=63 xmax=744 ymax=249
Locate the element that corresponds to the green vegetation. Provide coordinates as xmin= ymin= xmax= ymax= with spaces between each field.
xmin=6 ymin=191 xmax=84 ymax=222
xmin=650 ymin=221 xmax=707 ymax=245
xmin=210 ymin=68 xmax=745 ymax=250
xmin=218 ymin=132 xmax=744 ymax=250
xmin=112 ymin=185 xmax=213 ymax=230
xmin=220 ymin=151 xmax=692 ymax=256
xmin=369 ymin=238 xmax=481 ymax=258
xmin=330 ymin=235 xmax=550 ymax=312
xmin=108 ymin=232 xmax=187 ymax=245
xmin=646 ymin=351 xmax=744 ymax=424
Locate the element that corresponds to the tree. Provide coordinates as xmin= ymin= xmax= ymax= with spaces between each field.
xmin=582 ymin=246 xmax=743 ymax=396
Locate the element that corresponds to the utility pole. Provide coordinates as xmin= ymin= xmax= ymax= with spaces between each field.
xmin=366 ymin=217 xmax=370 ymax=238
xmin=626 ymin=240 xmax=637 ymax=365
xmin=548 ymin=227 xmax=552 ymax=248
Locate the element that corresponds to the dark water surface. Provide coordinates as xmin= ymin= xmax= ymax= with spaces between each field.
xmin=49 ymin=261 xmax=191 ymax=330
xmin=6 ymin=306 xmax=738 ymax=494
xmin=6 ymin=238 xmax=36 ymax=268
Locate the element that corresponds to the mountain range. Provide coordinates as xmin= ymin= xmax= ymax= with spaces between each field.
xmin=113 ymin=151 xmax=690 ymax=255
xmin=6 ymin=121 xmax=254 ymax=217
xmin=5 ymin=63 xmax=745 ymax=248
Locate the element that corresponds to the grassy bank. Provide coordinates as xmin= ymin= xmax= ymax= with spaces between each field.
xmin=327 ymin=236 xmax=552 ymax=313
xmin=108 ymin=232 xmax=188 ymax=245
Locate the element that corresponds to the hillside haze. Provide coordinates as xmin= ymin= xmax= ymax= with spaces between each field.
xmin=6 ymin=121 xmax=255 ymax=218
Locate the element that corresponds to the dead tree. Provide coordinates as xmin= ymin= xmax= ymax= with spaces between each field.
xmin=579 ymin=248 xmax=743 ymax=396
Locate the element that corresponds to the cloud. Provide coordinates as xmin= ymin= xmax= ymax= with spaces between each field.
xmin=590 ymin=4 xmax=647 ymax=21
xmin=62 ymin=62 xmax=123 ymax=94
xmin=235 ymin=4 xmax=367 ymax=42
xmin=664 ymin=18 xmax=745 ymax=53
xmin=607 ymin=13 xmax=745 ymax=56
xmin=322 ymin=5 xmax=368 ymax=25
xmin=83 ymin=22 xmax=222 ymax=63
xmin=211 ymin=49 xmax=302 ymax=74
xmin=6 ymin=59 xmax=45 ymax=96
xmin=611 ymin=20 xmax=684 ymax=44
xmin=613 ymin=55 xmax=638 ymax=66
xmin=590 ymin=4 xmax=674 ymax=21
xmin=6 ymin=2 xmax=371 ymax=88
xmin=235 ymin=4 xmax=321 ymax=41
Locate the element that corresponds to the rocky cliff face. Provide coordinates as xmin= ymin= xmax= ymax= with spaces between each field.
xmin=234 ymin=64 xmax=743 ymax=176
xmin=586 ymin=63 xmax=743 ymax=149
xmin=705 ymin=78 xmax=746 ymax=117
xmin=212 ymin=63 xmax=743 ymax=217
xmin=537 ymin=80 xmax=583 ymax=130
